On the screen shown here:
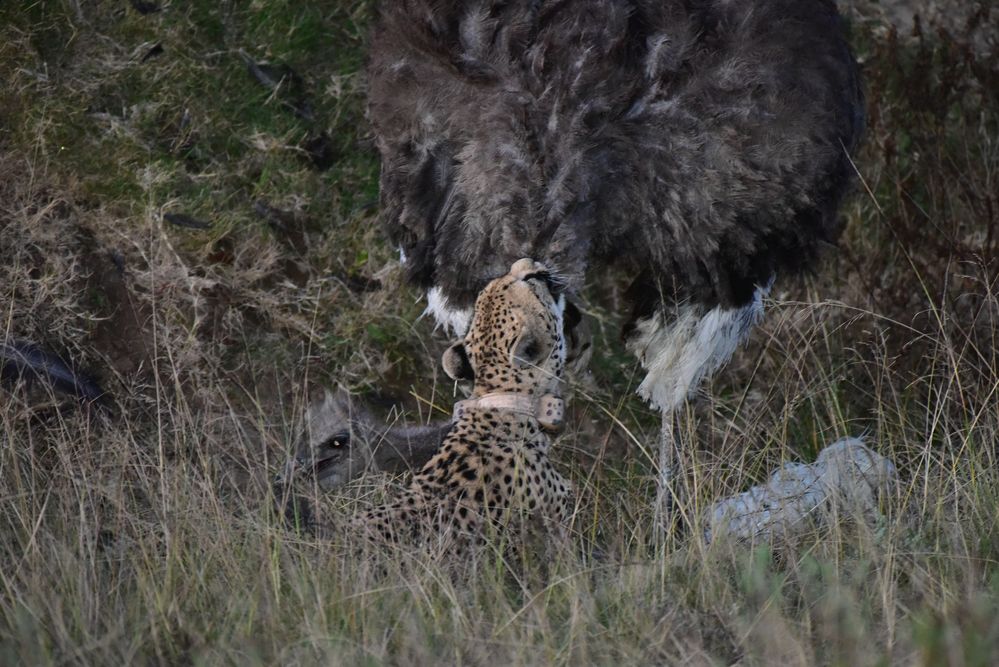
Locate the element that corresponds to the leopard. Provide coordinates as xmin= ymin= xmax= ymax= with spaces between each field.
xmin=324 ymin=258 xmax=575 ymax=548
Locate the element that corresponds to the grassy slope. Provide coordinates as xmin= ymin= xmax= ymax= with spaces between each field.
xmin=1 ymin=1 xmax=998 ymax=664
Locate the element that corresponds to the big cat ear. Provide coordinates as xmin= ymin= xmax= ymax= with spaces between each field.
xmin=442 ymin=341 xmax=474 ymax=381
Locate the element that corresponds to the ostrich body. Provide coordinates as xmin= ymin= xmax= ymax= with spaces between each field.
xmin=370 ymin=0 xmax=863 ymax=404
xmin=298 ymin=0 xmax=865 ymax=516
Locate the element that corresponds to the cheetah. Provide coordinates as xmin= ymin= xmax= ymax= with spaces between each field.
xmin=325 ymin=258 xmax=574 ymax=548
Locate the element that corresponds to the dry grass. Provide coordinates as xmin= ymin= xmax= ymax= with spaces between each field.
xmin=2 ymin=1 xmax=998 ymax=664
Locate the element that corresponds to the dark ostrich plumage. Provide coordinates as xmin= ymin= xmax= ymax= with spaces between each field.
xmin=367 ymin=0 xmax=864 ymax=408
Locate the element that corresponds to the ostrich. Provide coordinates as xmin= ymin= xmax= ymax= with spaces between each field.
xmin=288 ymin=0 xmax=864 ymax=522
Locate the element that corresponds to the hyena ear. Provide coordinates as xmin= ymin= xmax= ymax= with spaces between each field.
xmin=442 ymin=342 xmax=474 ymax=382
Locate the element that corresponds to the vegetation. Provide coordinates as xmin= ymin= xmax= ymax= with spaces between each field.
xmin=1 ymin=1 xmax=997 ymax=664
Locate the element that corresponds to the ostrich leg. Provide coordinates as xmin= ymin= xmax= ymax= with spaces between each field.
xmin=655 ymin=398 xmax=708 ymax=543
xmin=653 ymin=407 xmax=685 ymax=541
xmin=635 ymin=284 xmax=770 ymax=541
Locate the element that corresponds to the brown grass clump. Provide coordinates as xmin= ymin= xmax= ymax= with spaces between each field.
xmin=2 ymin=2 xmax=999 ymax=664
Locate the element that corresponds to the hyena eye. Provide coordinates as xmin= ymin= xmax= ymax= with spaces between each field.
xmin=319 ymin=432 xmax=349 ymax=449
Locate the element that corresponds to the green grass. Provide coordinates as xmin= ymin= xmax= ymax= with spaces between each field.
xmin=2 ymin=1 xmax=999 ymax=664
